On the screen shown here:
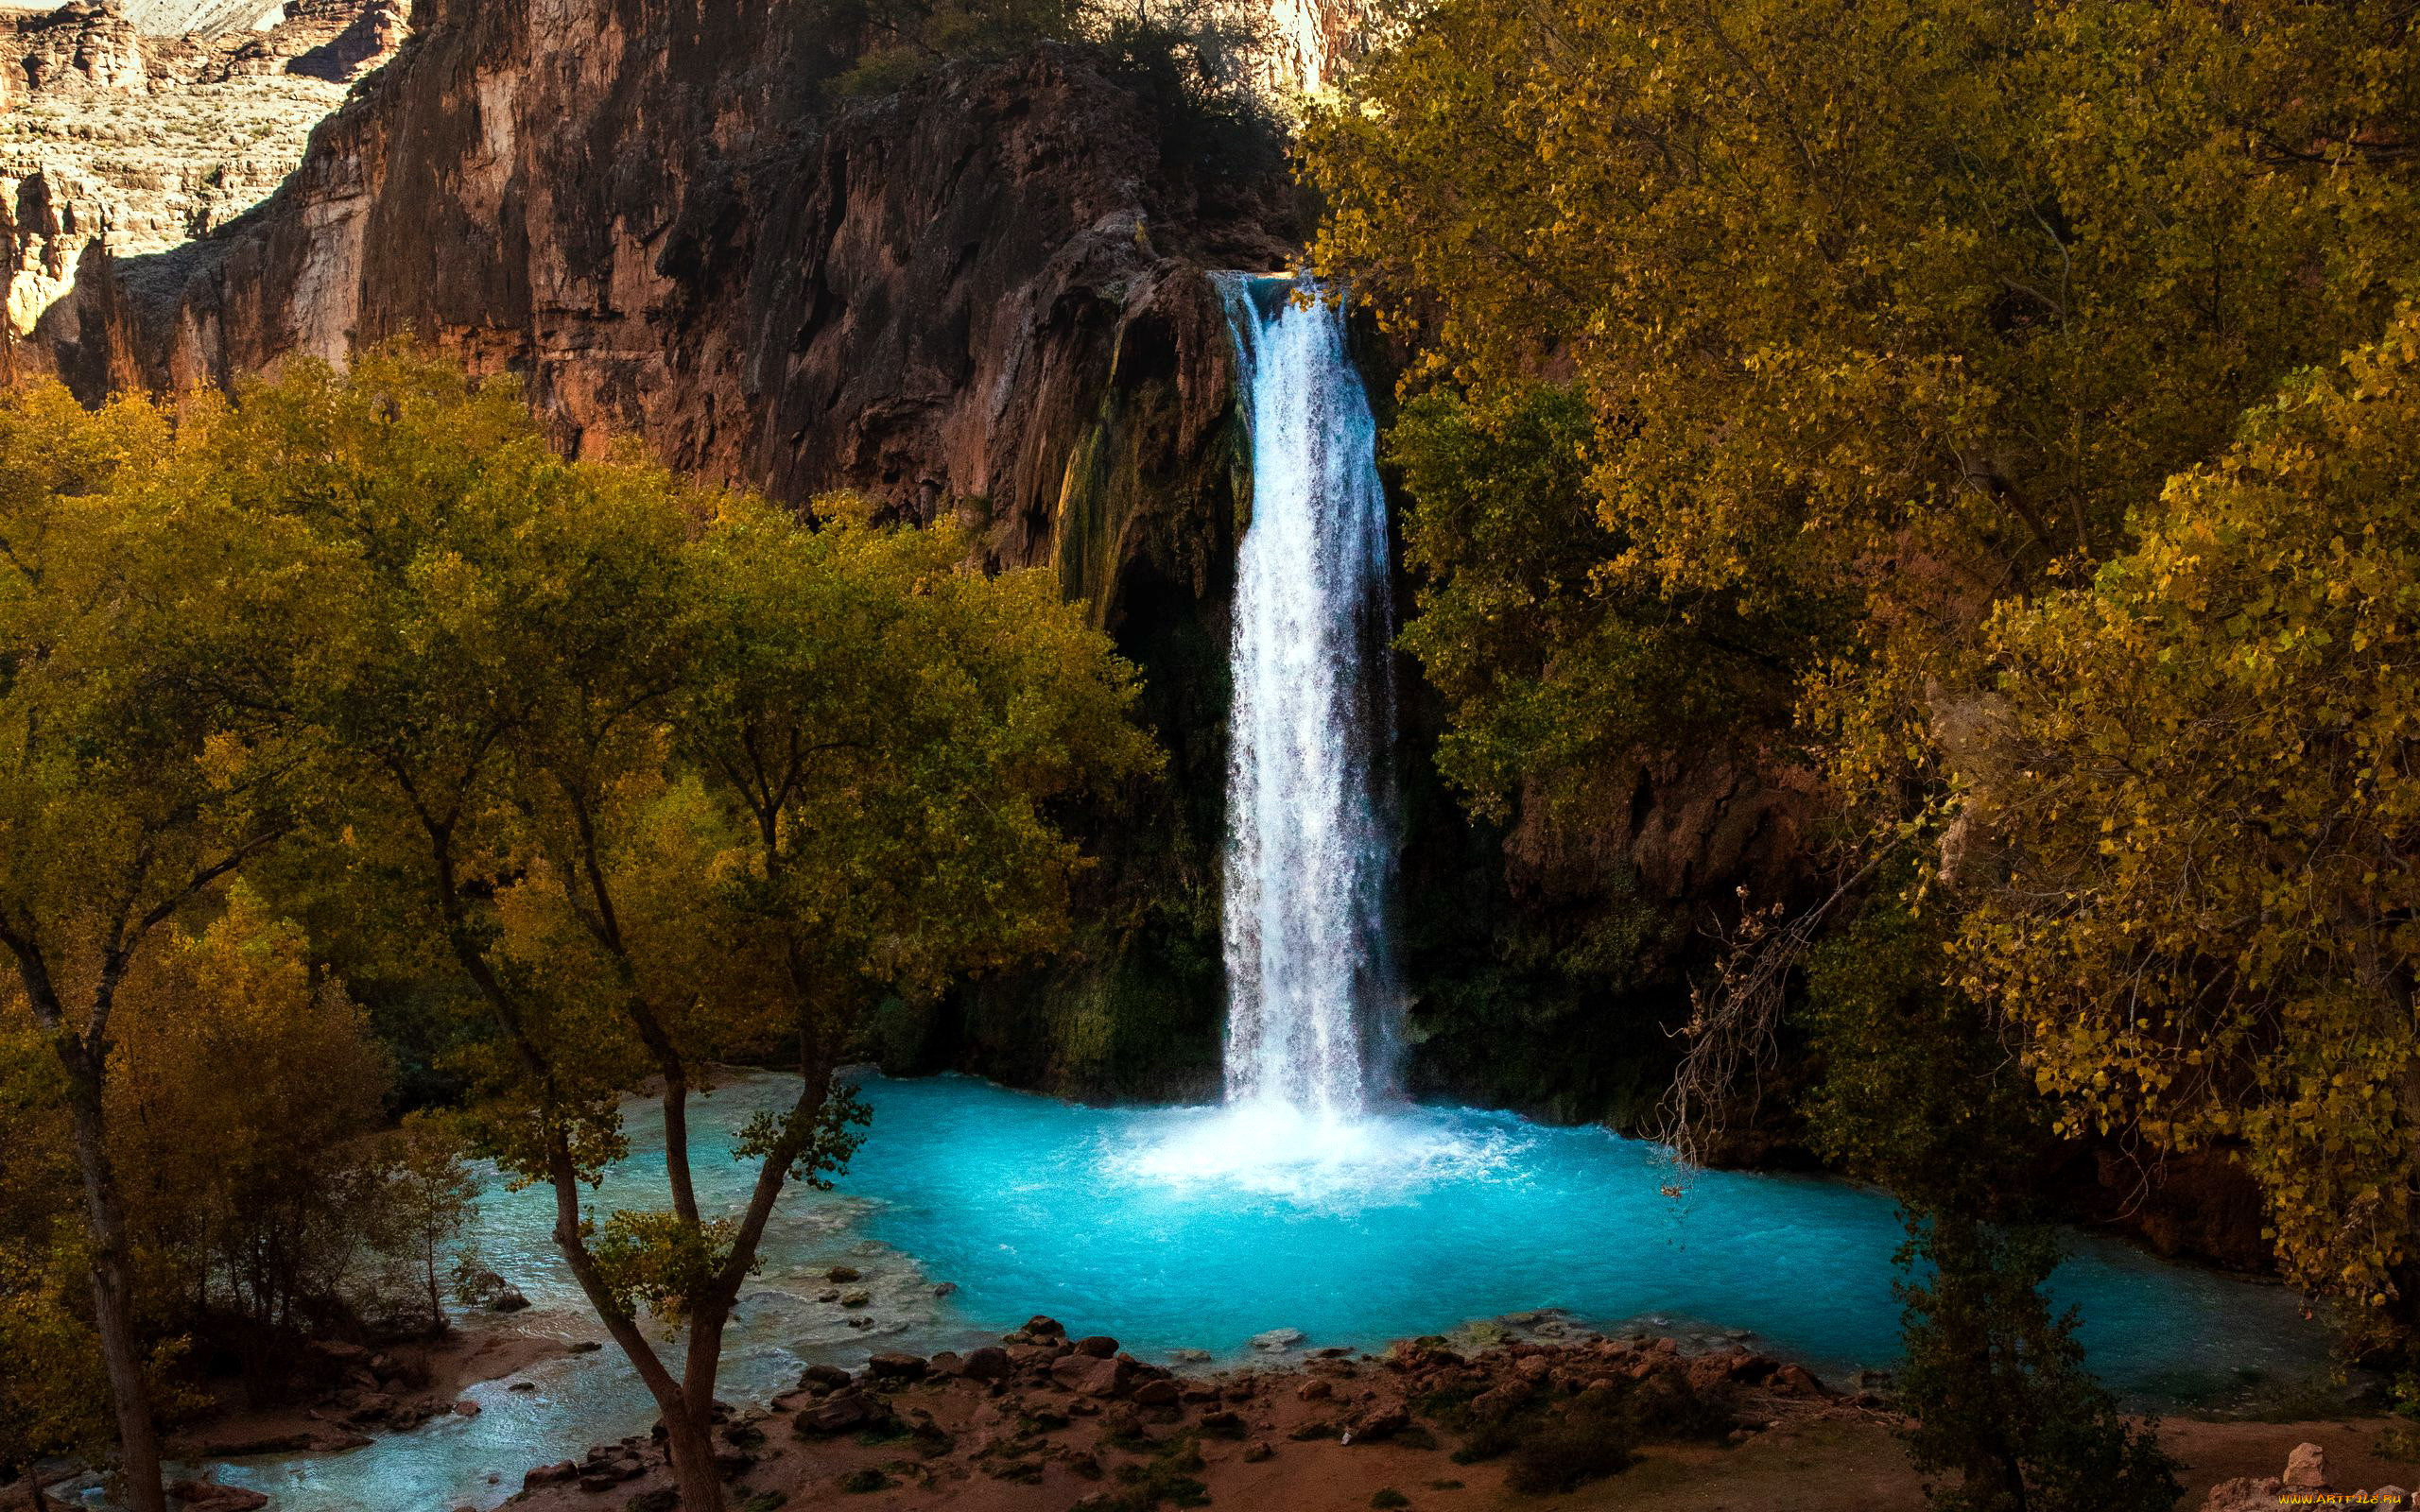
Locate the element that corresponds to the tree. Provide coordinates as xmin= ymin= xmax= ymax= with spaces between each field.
xmin=1304 ymin=0 xmax=2420 ymax=817
xmin=1893 ymin=1219 xmax=2178 ymax=1512
xmin=375 ymin=1112 xmax=479 ymax=1337
xmin=1805 ymin=885 xmax=2175 ymax=1511
xmin=107 ymin=893 xmax=396 ymax=1374
xmin=0 ymin=382 xmax=320 ymax=1512
xmin=1303 ymin=0 xmax=2420 ymax=1356
xmin=177 ymin=349 xmax=1157 ymax=1512
xmin=1387 ymin=383 xmax=1812 ymax=820
xmin=1956 ymin=304 xmax=2420 ymax=1339
xmin=0 ymin=1014 xmax=108 ymax=1512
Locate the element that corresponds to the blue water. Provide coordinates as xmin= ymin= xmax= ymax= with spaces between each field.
xmin=206 ymin=1071 xmax=2325 ymax=1512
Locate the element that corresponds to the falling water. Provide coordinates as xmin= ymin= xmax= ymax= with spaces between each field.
xmin=1215 ymin=272 xmax=1402 ymax=1124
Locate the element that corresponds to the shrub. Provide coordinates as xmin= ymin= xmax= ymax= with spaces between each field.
xmin=1504 ymin=1394 xmax=1637 ymax=1494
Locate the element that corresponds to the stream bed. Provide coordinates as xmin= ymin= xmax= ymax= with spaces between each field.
xmin=206 ymin=1070 xmax=2327 ymax=1511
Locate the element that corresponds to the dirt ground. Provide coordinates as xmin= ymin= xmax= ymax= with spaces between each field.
xmin=488 ymin=1332 xmax=2412 ymax=1512
xmin=165 ymin=1326 xmax=566 ymax=1460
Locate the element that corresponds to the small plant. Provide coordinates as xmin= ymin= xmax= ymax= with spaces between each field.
xmin=1504 ymin=1395 xmax=1638 ymax=1494
xmin=1372 ymin=1490 xmax=1411 ymax=1509
xmin=838 ymin=1467 xmax=892 ymax=1493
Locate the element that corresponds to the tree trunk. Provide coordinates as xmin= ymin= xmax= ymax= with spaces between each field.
xmin=659 ymin=1403 xmax=725 ymax=1512
xmin=61 ymin=1073 xmax=167 ymax=1512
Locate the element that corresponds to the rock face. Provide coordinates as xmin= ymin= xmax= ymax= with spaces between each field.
xmin=0 ymin=0 xmax=403 ymax=380
xmin=45 ymin=0 xmax=1291 ymax=553
xmin=6 ymin=0 xmax=1887 ymax=1153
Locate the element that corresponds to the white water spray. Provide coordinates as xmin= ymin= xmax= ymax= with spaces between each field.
xmin=1215 ymin=272 xmax=1402 ymax=1126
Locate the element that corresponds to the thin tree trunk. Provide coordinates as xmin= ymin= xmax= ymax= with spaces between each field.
xmin=61 ymin=1071 xmax=167 ymax=1512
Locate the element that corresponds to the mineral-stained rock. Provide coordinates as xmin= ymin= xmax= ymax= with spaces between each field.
xmin=48 ymin=9 xmax=1292 ymax=599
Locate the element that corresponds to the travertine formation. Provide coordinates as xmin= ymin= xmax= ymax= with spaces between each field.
xmin=0 ymin=0 xmax=400 ymax=372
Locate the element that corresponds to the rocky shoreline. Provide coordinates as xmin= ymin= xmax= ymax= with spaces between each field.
xmin=122 ymin=1301 xmax=2420 ymax=1512
xmin=495 ymin=1313 xmax=1849 ymax=1512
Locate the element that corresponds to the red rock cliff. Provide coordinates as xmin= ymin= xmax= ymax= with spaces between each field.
xmin=43 ymin=2 xmax=1294 ymax=593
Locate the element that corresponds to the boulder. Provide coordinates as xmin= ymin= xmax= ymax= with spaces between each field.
xmin=791 ymin=1390 xmax=889 ymax=1436
xmin=2200 ymin=1477 xmax=2286 ymax=1512
xmin=1342 ymin=1406 xmax=1409 ymax=1444
xmin=959 ymin=1346 xmax=1012 ymax=1382
xmin=1073 ymin=1334 xmax=1120 ymax=1359
xmin=826 ymin=1265 xmax=862 ymax=1282
xmin=799 ymin=1364 xmax=852 ymax=1393
xmin=2285 ymin=1443 xmax=2329 ymax=1490
xmin=1025 ymin=1315 xmax=1067 ymax=1337
xmin=866 ymin=1351 xmax=927 ymax=1382
xmin=1132 ymin=1379 xmax=1181 ymax=1406
xmin=1050 ymin=1353 xmax=1133 ymax=1398
xmin=1250 ymin=1328 xmax=1305 ymax=1352
xmin=488 ymin=1286 xmax=530 ymax=1313
xmin=523 ymin=1462 xmax=579 ymax=1489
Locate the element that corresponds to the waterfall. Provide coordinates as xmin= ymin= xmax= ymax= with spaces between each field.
xmin=1215 ymin=272 xmax=1402 ymax=1124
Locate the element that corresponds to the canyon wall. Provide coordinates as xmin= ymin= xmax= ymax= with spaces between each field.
xmin=15 ymin=0 xmax=1818 ymax=1121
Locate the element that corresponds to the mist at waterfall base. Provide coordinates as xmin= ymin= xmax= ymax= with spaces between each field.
xmin=204 ymin=282 xmax=2328 ymax=1510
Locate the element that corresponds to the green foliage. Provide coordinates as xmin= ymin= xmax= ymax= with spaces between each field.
xmin=376 ymin=1109 xmax=480 ymax=1333
xmin=108 ymin=894 xmax=402 ymax=1354
xmin=1391 ymin=384 xmax=1812 ymax=818
xmin=1959 ymin=304 xmax=2420 ymax=1327
xmin=0 ymin=1241 xmax=109 ymax=1475
xmin=0 ymin=346 xmax=1156 ymax=1507
xmin=1311 ymin=0 xmax=2420 ymax=1351
xmin=733 ymin=1085 xmax=872 ymax=1191
xmin=1803 ymin=885 xmax=2048 ymax=1216
xmin=820 ymin=0 xmax=1276 ymax=171
xmin=1805 ymin=886 xmax=2169 ymax=1510
xmin=589 ymin=1211 xmax=743 ymax=1327
xmin=1896 ymin=1218 xmax=2178 ymax=1512
xmin=1311 ymin=0 xmax=2420 ymax=816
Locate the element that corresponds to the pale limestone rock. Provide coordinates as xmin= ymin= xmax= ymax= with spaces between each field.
xmin=0 ymin=0 xmax=400 ymax=344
